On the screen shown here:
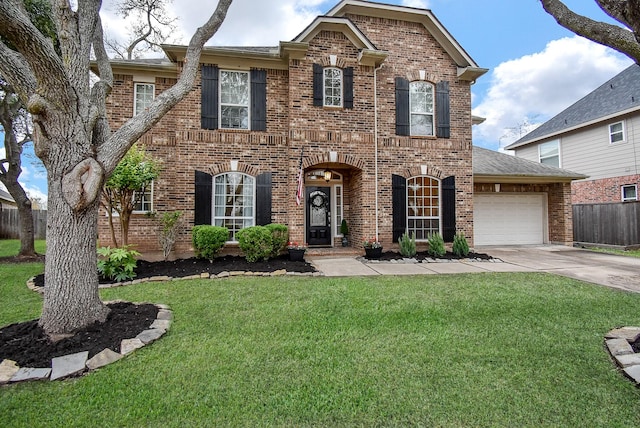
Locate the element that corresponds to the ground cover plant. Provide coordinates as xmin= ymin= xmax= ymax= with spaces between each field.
xmin=2 ymin=259 xmax=640 ymax=426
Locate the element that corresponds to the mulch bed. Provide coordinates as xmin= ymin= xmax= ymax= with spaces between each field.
xmin=373 ymin=250 xmax=493 ymax=261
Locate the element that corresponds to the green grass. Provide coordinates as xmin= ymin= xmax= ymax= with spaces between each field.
xmin=0 ymin=239 xmax=46 ymax=257
xmin=589 ymin=247 xmax=640 ymax=258
xmin=2 ymin=263 xmax=640 ymax=427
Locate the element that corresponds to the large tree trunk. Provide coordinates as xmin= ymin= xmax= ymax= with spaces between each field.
xmin=39 ymin=172 xmax=109 ymax=335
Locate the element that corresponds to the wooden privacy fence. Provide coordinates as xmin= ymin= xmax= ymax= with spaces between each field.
xmin=0 ymin=210 xmax=47 ymax=240
xmin=573 ymin=202 xmax=640 ymax=247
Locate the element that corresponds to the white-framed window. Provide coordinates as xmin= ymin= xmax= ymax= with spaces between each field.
xmin=539 ymin=140 xmax=560 ymax=168
xmin=219 ymin=70 xmax=250 ymax=129
xmin=323 ymin=67 xmax=343 ymax=107
xmin=409 ymin=81 xmax=435 ymax=136
xmin=334 ymin=184 xmax=343 ymax=236
xmin=407 ymin=176 xmax=440 ymax=241
xmin=213 ymin=172 xmax=255 ymax=241
xmin=609 ymin=121 xmax=625 ymax=144
xmin=622 ymin=184 xmax=638 ymax=202
xmin=134 ymin=83 xmax=155 ymax=116
xmin=132 ymin=182 xmax=153 ymax=213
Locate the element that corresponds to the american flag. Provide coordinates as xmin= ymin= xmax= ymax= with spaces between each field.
xmin=296 ymin=148 xmax=304 ymax=206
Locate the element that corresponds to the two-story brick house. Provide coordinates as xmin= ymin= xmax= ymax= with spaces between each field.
xmin=98 ymin=0 xmax=494 ymax=253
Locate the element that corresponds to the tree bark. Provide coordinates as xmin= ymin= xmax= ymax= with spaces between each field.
xmin=540 ymin=0 xmax=640 ymax=62
xmin=3 ymin=179 xmax=36 ymax=258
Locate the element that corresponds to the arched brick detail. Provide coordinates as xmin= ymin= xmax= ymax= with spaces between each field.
xmin=301 ymin=153 xmax=365 ymax=171
xmin=407 ymin=70 xmax=436 ymax=83
xmin=395 ymin=165 xmax=444 ymax=179
xmin=320 ymin=56 xmax=348 ymax=68
xmin=207 ymin=161 xmax=260 ymax=177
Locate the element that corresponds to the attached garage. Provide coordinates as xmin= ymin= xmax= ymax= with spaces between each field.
xmin=472 ymin=147 xmax=587 ymax=246
xmin=474 ymin=193 xmax=547 ymax=246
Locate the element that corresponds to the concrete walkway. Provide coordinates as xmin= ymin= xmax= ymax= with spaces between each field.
xmin=308 ymin=245 xmax=640 ymax=292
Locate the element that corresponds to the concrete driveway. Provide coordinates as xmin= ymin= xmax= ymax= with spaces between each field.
xmin=478 ymin=245 xmax=640 ymax=293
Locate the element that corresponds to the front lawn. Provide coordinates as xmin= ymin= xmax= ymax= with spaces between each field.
xmin=1 ymin=262 xmax=639 ymax=427
xmin=0 ymin=239 xmax=46 ymax=258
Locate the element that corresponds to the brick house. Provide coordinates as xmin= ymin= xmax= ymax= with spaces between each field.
xmin=98 ymin=0 xmax=578 ymax=253
xmin=506 ymin=64 xmax=640 ymax=247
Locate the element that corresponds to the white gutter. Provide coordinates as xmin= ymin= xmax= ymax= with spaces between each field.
xmin=374 ymin=62 xmax=383 ymax=240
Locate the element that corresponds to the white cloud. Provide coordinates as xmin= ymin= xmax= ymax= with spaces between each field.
xmin=401 ymin=0 xmax=430 ymax=8
xmin=472 ymin=36 xmax=632 ymax=150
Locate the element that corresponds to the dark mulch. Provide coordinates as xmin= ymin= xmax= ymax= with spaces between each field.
xmin=0 ymin=254 xmax=45 ymax=264
xmin=370 ymin=250 xmax=493 ymax=261
xmin=0 ymin=302 xmax=158 ymax=368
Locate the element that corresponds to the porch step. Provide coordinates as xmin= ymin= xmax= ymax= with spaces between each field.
xmin=306 ymin=247 xmax=362 ymax=257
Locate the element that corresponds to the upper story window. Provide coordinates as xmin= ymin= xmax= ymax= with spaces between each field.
xmin=539 ymin=140 xmax=560 ymax=168
xmin=622 ymin=184 xmax=638 ymax=202
xmin=220 ymin=70 xmax=250 ymax=129
xmin=213 ymin=172 xmax=255 ymax=241
xmin=201 ymin=66 xmax=266 ymax=132
xmin=134 ymin=83 xmax=154 ymax=116
xmin=323 ymin=67 xmax=343 ymax=107
xmin=609 ymin=121 xmax=625 ymax=144
xmin=409 ymin=81 xmax=435 ymax=136
xmin=406 ymin=176 xmax=440 ymax=241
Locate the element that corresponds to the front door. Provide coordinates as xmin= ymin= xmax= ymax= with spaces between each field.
xmin=307 ymin=186 xmax=331 ymax=246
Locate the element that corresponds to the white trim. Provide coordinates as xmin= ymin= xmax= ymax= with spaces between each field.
xmin=132 ymin=181 xmax=154 ymax=214
xmin=609 ymin=120 xmax=626 ymax=144
xmin=409 ymin=81 xmax=435 ymax=137
xmin=538 ymin=139 xmax=561 ymax=168
xmin=333 ymin=184 xmax=344 ymax=237
xmin=133 ymin=82 xmax=155 ymax=116
xmin=622 ymin=184 xmax=638 ymax=202
xmin=323 ymin=66 xmax=343 ymax=108
xmin=406 ymin=175 xmax=442 ymax=242
xmin=219 ymin=69 xmax=250 ymax=130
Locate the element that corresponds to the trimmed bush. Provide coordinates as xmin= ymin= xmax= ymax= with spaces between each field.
xmin=399 ymin=232 xmax=417 ymax=258
xmin=192 ymin=225 xmax=228 ymax=261
xmin=158 ymin=211 xmax=183 ymax=261
xmin=265 ymin=223 xmax=289 ymax=258
xmin=452 ymin=232 xmax=470 ymax=257
xmin=427 ymin=232 xmax=446 ymax=258
xmin=97 ymin=245 xmax=140 ymax=282
xmin=236 ymin=226 xmax=273 ymax=262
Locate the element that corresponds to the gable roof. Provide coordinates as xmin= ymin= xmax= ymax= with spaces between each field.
xmin=506 ymin=64 xmax=640 ymax=149
xmin=473 ymin=146 xmax=587 ymax=183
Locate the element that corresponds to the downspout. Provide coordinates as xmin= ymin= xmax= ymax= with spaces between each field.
xmin=374 ymin=62 xmax=384 ymax=240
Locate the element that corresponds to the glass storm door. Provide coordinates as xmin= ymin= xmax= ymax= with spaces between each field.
xmin=306 ymin=187 xmax=331 ymax=246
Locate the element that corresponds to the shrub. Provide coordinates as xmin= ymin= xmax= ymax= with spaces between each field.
xmin=97 ymin=246 xmax=140 ymax=282
xmin=158 ymin=211 xmax=183 ymax=261
xmin=427 ymin=232 xmax=446 ymax=258
xmin=452 ymin=232 xmax=470 ymax=257
xmin=192 ymin=225 xmax=228 ymax=261
xmin=236 ymin=226 xmax=273 ymax=262
xmin=265 ymin=223 xmax=288 ymax=258
xmin=399 ymin=232 xmax=417 ymax=257
xmin=340 ymin=219 xmax=349 ymax=236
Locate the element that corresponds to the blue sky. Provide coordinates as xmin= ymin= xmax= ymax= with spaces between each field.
xmin=3 ymin=0 xmax=634 ymax=201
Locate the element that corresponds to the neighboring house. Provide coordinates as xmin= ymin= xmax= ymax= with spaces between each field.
xmin=0 ymin=188 xmax=17 ymax=211
xmin=98 ymin=0 xmax=578 ymax=253
xmin=506 ymin=64 xmax=640 ymax=247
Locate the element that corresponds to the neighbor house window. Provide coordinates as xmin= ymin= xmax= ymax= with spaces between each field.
xmin=609 ymin=121 xmax=625 ymax=144
xmin=407 ymin=176 xmax=440 ymax=240
xmin=409 ymin=81 xmax=435 ymax=136
xmin=220 ymin=70 xmax=250 ymax=129
xmin=132 ymin=182 xmax=153 ymax=213
xmin=539 ymin=140 xmax=560 ymax=167
xmin=622 ymin=184 xmax=638 ymax=202
xmin=323 ymin=67 xmax=343 ymax=107
xmin=213 ymin=173 xmax=255 ymax=241
xmin=134 ymin=83 xmax=155 ymax=116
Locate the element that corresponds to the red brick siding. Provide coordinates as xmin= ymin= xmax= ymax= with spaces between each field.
xmin=572 ymin=175 xmax=640 ymax=204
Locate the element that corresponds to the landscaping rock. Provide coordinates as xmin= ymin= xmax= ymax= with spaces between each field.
xmin=11 ymin=367 xmax=51 ymax=382
xmin=157 ymin=309 xmax=173 ymax=320
xmin=51 ymin=351 xmax=88 ymax=380
xmin=120 ymin=338 xmax=145 ymax=355
xmin=150 ymin=319 xmax=171 ymax=330
xmin=615 ymin=353 xmax=640 ymax=368
xmin=86 ymin=348 xmax=124 ymax=370
xmin=623 ymin=365 xmax=640 ymax=384
xmin=606 ymin=338 xmax=635 ymax=356
xmin=0 ymin=359 xmax=20 ymax=384
xmin=606 ymin=327 xmax=640 ymax=342
xmin=136 ymin=329 xmax=165 ymax=345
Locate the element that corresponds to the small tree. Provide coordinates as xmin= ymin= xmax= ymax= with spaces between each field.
xmin=157 ymin=211 xmax=183 ymax=260
xmin=101 ymin=144 xmax=160 ymax=247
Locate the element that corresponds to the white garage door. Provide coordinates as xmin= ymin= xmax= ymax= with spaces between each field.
xmin=474 ymin=193 xmax=546 ymax=246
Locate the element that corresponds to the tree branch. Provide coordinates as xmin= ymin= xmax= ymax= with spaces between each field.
xmin=540 ymin=0 xmax=640 ymax=62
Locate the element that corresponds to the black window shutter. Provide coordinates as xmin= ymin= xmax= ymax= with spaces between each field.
xmin=395 ymin=77 xmax=410 ymax=136
xmin=251 ymin=69 xmax=267 ymax=131
xmin=442 ymin=175 xmax=456 ymax=242
xmin=436 ymin=81 xmax=450 ymax=139
xmin=343 ymin=67 xmax=354 ymax=109
xmin=194 ymin=170 xmax=213 ymax=225
xmin=392 ymin=174 xmax=407 ymax=242
xmin=313 ymin=63 xmax=323 ymax=107
xmin=201 ymin=65 xmax=219 ymax=130
xmin=255 ymin=172 xmax=272 ymax=226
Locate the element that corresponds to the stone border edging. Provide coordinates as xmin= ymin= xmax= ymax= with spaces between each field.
xmin=359 ymin=256 xmax=503 ymax=264
xmin=605 ymin=326 xmax=640 ymax=385
xmin=0 ymin=301 xmax=172 ymax=384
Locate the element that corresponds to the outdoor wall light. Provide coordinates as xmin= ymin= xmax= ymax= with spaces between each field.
xmin=324 ymin=170 xmax=332 ymax=182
